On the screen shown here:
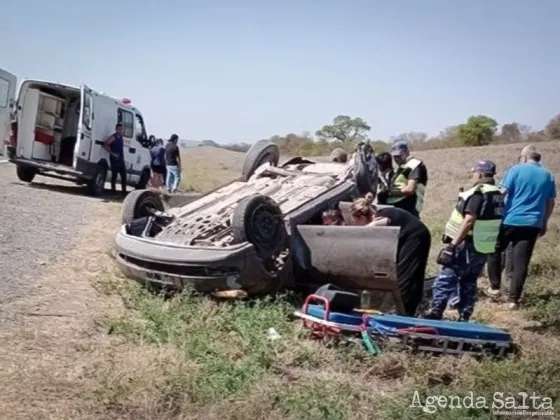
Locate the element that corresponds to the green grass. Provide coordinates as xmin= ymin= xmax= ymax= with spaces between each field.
xmin=88 ymin=141 xmax=560 ymax=419
xmin=89 ymin=275 xmax=560 ymax=420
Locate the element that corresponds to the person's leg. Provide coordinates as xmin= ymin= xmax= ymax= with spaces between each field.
xmin=395 ymin=230 xmax=431 ymax=317
xmin=110 ymin=158 xmax=118 ymax=192
xmin=504 ymin=242 xmax=514 ymax=284
xmin=509 ymin=227 xmax=540 ymax=305
xmin=119 ymin=162 xmax=127 ymax=194
xmin=457 ymin=250 xmax=487 ymax=321
xmin=172 ymin=167 xmax=180 ymax=193
xmin=426 ymin=267 xmax=459 ymax=318
xmin=166 ymin=165 xmax=175 ymax=192
xmin=486 ymin=225 xmax=510 ymax=295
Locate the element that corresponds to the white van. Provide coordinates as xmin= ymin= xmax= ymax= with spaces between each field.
xmin=1 ymin=68 xmax=153 ymax=196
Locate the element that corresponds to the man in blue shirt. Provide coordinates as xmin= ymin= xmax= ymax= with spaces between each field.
xmin=103 ymin=123 xmax=127 ymax=196
xmin=486 ymin=145 xmax=556 ymax=310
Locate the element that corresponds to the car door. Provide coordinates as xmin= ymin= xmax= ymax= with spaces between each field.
xmin=133 ymin=112 xmax=150 ymax=173
xmin=117 ymin=107 xmax=139 ymax=184
xmin=0 ymin=68 xmax=17 ymax=156
xmin=73 ymin=84 xmax=94 ymax=167
xmin=293 ymin=223 xmax=405 ymax=313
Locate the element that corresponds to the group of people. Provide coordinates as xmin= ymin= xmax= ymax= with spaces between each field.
xmin=327 ymin=142 xmax=556 ymax=320
xmin=101 ymin=124 xmax=183 ymax=195
xmin=148 ymin=134 xmax=182 ymax=193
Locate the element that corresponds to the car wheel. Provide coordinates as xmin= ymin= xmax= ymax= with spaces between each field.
xmin=241 ymin=140 xmax=280 ymax=181
xmin=136 ymin=168 xmax=151 ymax=190
xmin=232 ymin=194 xmax=287 ymax=258
xmin=16 ymin=165 xmax=37 ymax=183
xmin=87 ymin=164 xmax=107 ymax=197
xmin=121 ymin=189 xmax=165 ymax=225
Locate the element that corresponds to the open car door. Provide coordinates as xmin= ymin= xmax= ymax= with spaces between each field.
xmin=295 ymin=224 xmax=404 ymax=314
xmin=73 ymin=85 xmax=94 ymax=167
xmin=0 ymin=68 xmax=17 ymax=156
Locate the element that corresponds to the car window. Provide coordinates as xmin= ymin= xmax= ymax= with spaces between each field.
xmin=134 ymin=113 xmax=148 ymax=146
xmin=117 ymin=108 xmax=134 ymax=138
xmin=82 ymin=92 xmax=92 ymax=129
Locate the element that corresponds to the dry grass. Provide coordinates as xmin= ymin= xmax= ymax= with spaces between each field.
xmin=1 ymin=141 xmax=559 ymax=420
xmin=179 ymin=147 xmax=245 ymax=193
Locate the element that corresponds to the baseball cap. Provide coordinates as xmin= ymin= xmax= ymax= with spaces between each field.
xmin=390 ymin=141 xmax=409 ymax=156
xmin=471 ymin=159 xmax=496 ymax=175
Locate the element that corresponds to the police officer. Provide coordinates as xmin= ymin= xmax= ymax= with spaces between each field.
xmin=423 ymin=159 xmax=504 ymax=321
xmin=385 ymin=141 xmax=427 ymax=218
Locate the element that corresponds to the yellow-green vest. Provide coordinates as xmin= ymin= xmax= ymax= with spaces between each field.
xmin=386 ymin=157 xmax=425 ymax=213
xmin=444 ymin=183 xmax=504 ymax=254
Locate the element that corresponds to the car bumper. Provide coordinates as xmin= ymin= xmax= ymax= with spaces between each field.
xmin=114 ymin=227 xmax=275 ymax=293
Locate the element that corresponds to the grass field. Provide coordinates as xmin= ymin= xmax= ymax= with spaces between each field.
xmin=91 ymin=141 xmax=560 ymax=419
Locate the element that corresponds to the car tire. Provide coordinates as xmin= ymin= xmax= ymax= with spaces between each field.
xmin=232 ymin=194 xmax=287 ymax=258
xmin=353 ymin=154 xmax=378 ymax=196
xmin=16 ymin=165 xmax=37 ymax=183
xmin=136 ymin=168 xmax=151 ymax=190
xmin=87 ymin=164 xmax=107 ymax=197
xmin=241 ymin=140 xmax=280 ymax=181
xmin=121 ymin=189 xmax=165 ymax=225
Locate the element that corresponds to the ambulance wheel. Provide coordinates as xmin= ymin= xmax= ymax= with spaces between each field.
xmin=16 ymin=165 xmax=36 ymax=183
xmin=87 ymin=164 xmax=107 ymax=197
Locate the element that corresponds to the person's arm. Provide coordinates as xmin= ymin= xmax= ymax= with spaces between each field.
xmin=498 ymin=166 xmax=515 ymax=196
xmin=450 ymin=193 xmax=483 ymax=246
xmin=103 ymin=134 xmax=115 ymax=151
xmin=541 ymin=175 xmax=556 ymax=236
xmin=367 ymin=217 xmax=389 ymax=227
xmin=176 ymin=146 xmax=182 ymax=169
xmin=390 ymin=164 xmax=426 ymax=197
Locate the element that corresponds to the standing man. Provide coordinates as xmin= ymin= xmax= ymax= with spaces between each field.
xmin=424 ymin=160 xmax=504 ymax=321
xmin=385 ymin=141 xmax=428 ymax=218
xmin=165 ymin=134 xmax=182 ymax=193
xmin=486 ymin=145 xmax=556 ymax=310
xmin=103 ymin=122 xmax=127 ymax=196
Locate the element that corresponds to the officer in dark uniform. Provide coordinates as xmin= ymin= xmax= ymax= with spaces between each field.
xmin=424 ymin=159 xmax=504 ymax=321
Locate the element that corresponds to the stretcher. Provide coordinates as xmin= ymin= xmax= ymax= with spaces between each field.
xmin=294 ymin=295 xmax=513 ymax=357
xmin=367 ymin=314 xmax=513 ymax=357
xmin=293 ymin=295 xmax=381 ymax=354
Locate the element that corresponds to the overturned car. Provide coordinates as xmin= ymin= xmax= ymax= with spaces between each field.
xmin=114 ymin=140 xmax=403 ymax=309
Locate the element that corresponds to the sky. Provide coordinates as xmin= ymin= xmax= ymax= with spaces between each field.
xmin=2 ymin=0 xmax=559 ymax=144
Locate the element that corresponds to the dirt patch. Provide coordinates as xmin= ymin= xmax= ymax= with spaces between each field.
xmin=0 ymin=201 xmax=123 ymax=419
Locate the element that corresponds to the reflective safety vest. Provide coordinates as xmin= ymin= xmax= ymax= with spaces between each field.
xmin=386 ymin=157 xmax=425 ymax=213
xmin=444 ymin=183 xmax=504 ymax=254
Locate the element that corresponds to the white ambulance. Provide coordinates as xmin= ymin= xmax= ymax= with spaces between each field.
xmin=0 ymin=68 xmax=153 ymax=196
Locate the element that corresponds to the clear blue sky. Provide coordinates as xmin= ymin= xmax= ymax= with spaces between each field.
xmin=2 ymin=0 xmax=559 ymax=143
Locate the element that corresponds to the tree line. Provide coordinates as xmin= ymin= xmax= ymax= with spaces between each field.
xmin=216 ymin=113 xmax=560 ymax=156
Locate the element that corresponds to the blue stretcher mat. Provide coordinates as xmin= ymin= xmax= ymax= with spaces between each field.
xmin=368 ymin=314 xmax=511 ymax=342
xmin=305 ymin=304 xmax=363 ymax=326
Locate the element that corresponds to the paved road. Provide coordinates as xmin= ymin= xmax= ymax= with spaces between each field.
xmin=0 ymin=163 xmax=120 ymax=315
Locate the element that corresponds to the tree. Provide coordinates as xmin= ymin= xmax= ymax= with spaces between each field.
xmin=456 ymin=115 xmax=498 ymax=146
xmin=545 ymin=114 xmax=560 ymax=140
xmin=315 ymin=115 xmax=371 ymax=143
xmin=501 ymin=123 xmax=522 ymax=142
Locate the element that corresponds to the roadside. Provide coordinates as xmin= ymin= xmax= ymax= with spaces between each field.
xmin=0 ymin=164 xmax=124 ymax=419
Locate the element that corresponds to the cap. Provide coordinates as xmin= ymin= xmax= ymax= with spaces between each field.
xmin=390 ymin=141 xmax=409 ymax=156
xmin=471 ymin=159 xmax=496 ymax=175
